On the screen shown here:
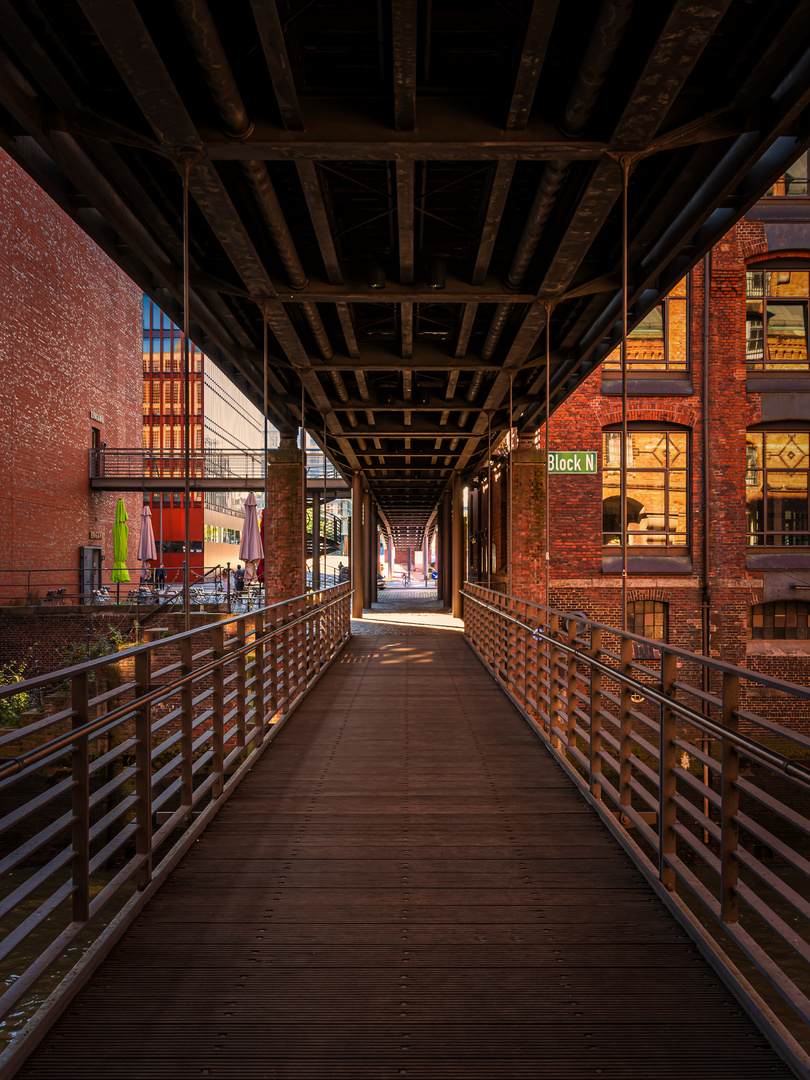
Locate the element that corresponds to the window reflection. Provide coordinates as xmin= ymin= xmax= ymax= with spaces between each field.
xmin=746 ymin=270 xmax=810 ymax=370
xmin=603 ymin=429 xmax=689 ymax=550
xmin=603 ymin=277 xmax=688 ymax=374
xmin=766 ymin=153 xmax=808 ymax=197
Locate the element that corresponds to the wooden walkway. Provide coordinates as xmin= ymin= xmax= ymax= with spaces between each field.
xmin=16 ymin=620 xmax=792 ymax=1078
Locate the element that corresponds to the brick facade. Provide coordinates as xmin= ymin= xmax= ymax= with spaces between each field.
xmin=262 ymin=447 xmax=304 ymax=604
xmin=0 ymin=149 xmax=142 ymax=588
xmin=470 ymin=205 xmax=810 ymax=733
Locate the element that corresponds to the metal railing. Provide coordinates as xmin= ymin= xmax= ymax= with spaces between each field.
xmin=90 ymin=448 xmax=344 ymax=482
xmin=463 ymin=584 xmax=810 ymax=1073
xmin=0 ymin=583 xmax=351 ymax=1070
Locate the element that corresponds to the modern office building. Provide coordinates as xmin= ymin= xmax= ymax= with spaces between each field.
xmin=141 ymin=299 xmax=276 ymax=580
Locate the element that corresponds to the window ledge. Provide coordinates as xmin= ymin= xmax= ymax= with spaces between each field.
xmin=601 ymin=378 xmax=693 ymax=397
xmin=602 ymin=554 xmax=694 ymax=575
xmin=746 ymin=373 xmax=810 ymax=392
xmin=746 ymin=639 xmax=810 ymax=656
xmin=746 ymin=552 xmax=810 ymax=570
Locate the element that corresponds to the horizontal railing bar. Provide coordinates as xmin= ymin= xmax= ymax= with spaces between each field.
xmin=463 ymin=590 xmax=810 ymax=790
xmin=0 ymin=591 xmax=348 ymax=781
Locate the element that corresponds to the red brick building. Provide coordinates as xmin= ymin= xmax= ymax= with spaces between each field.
xmin=0 ymin=148 xmax=142 ymax=597
xmin=468 ymin=155 xmax=810 ymax=718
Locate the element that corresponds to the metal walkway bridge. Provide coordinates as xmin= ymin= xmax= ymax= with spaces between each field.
xmin=1 ymin=589 xmax=808 ymax=1077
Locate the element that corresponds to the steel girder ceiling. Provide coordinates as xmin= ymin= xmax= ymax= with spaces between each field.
xmin=2 ymin=1 xmax=810 ymax=546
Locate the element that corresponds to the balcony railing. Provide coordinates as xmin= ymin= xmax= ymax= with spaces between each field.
xmin=463 ymin=584 xmax=810 ymax=1073
xmin=90 ymin=449 xmax=344 ymax=483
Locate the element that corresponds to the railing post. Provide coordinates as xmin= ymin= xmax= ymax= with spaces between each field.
xmin=566 ymin=619 xmax=577 ymax=749
xmin=134 ymin=649 xmax=153 ymax=890
xmin=588 ymin=627 xmax=602 ymax=801
xmin=253 ymin=608 xmax=265 ymax=748
xmin=620 ymin=637 xmax=633 ymax=814
xmin=180 ymin=636 xmax=194 ymax=815
xmin=235 ymin=614 xmax=247 ymax=759
xmin=211 ymin=623 xmax=225 ymax=799
xmin=721 ymin=671 xmax=740 ymax=923
xmin=268 ymin=603 xmax=280 ymax=722
xmin=70 ymin=671 xmax=90 ymax=922
xmin=659 ymin=648 xmax=677 ymax=891
xmin=549 ymin=613 xmax=561 ymax=750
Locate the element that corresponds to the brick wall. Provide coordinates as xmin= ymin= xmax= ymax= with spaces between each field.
xmin=471 ymin=215 xmax=810 ymax=734
xmin=262 ymin=448 xmax=304 ymax=603
xmin=0 ymin=148 xmax=142 ymax=586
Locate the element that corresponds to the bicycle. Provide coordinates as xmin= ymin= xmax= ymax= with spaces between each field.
xmin=401 ymin=572 xmax=410 ymax=588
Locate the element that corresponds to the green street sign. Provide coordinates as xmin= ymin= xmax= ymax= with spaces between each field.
xmin=548 ymin=450 xmax=598 ymax=475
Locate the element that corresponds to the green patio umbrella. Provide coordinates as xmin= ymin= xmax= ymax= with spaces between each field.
xmin=111 ymin=498 xmax=130 ymax=588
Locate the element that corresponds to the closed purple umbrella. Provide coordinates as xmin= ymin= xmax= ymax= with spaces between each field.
xmin=238 ymin=492 xmax=263 ymax=582
xmin=136 ymin=503 xmax=157 ymax=581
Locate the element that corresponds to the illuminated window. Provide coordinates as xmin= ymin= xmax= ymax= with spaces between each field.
xmin=746 ymin=270 xmax=810 ymax=370
xmin=745 ymin=430 xmax=809 ymax=546
xmin=627 ymin=599 xmax=668 ymax=658
xmin=603 ymin=426 xmax=689 ymax=552
xmin=750 ymin=600 xmax=810 ymax=639
xmin=603 ymin=278 xmax=688 ymax=374
xmin=765 ymin=153 xmax=808 ymax=197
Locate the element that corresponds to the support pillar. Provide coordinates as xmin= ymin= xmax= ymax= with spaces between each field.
xmin=452 ymin=474 xmax=464 ymax=618
xmin=387 ymin=535 xmax=394 ymax=579
xmin=422 ymin=531 xmax=429 ymax=584
xmin=311 ymin=490 xmax=321 ymax=590
xmin=442 ymin=489 xmax=452 ymax=610
xmin=351 ymin=472 xmax=363 ymax=618
xmin=510 ymin=448 xmax=547 ymax=604
xmin=263 ymin=442 xmax=304 ymax=605
xmin=363 ymin=490 xmax=373 ymax=609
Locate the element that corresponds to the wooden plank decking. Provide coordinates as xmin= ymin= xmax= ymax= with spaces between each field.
xmin=15 ymin=621 xmax=792 ymax=1078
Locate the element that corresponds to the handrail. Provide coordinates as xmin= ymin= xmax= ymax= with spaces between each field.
xmin=463 ymin=590 xmax=810 ymax=788
xmin=0 ymin=590 xmax=350 ymax=781
xmin=462 ymin=583 xmax=810 ymax=1074
xmin=0 ymin=582 xmax=352 ymax=1065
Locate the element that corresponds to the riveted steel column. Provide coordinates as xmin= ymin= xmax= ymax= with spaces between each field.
xmin=452 ymin=474 xmax=463 ymax=618
xmin=311 ymin=490 xmax=321 ymax=590
xmin=362 ymin=490 xmax=372 ymax=609
xmin=351 ymin=472 xmax=363 ymax=618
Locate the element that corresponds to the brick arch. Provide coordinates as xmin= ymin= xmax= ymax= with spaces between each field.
xmin=594 ymin=404 xmax=697 ymax=429
xmin=746 ymin=248 xmax=810 ymax=266
xmin=627 ymin=588 xmax=669 ymax=603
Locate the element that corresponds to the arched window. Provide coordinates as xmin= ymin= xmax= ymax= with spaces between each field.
xmin=750 ymin=601 xmax=810 ymax=639
xmin=602 ymin=424 xmax=689 ymax=554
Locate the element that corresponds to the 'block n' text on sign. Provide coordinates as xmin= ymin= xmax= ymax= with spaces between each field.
xmin=547 ymin=451 xmax=598 ymax=475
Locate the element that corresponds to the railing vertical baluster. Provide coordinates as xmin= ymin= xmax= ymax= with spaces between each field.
xmin=549 ymin=613 xmax=561 ymax=749
xmin=721 ymin=672 xmax=740 ymax=923
xmin=567 ymin=620 xmax=577 ymax=749
xmin=134 ymin=650 xmax=153 ymax=890
xmin=521 ymin=600 xmax=529 ymax=712
xmin=253 ymin=608 xmax=265 ymax=747
xmin=235 ymin=615 xmax=247 ymax=759
xmin=659 ymin=648 xmax=677 ymax=890
xmin=268 ymin=604 xmax=280 ymax=722
xmin=589 ymin=627 xmax=602 ymax=801
xmin=620 ymin=637 xmax=633 ymax=815
xmin=180 ymin=637 xmax=193 ymax=815
xmin=70 ymin=671 xmax=90 ymax=922
xmin=281 ymin=603 xmax=292 ymax=713
xmin=211 ymin=624 xmax=225 ymax=798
